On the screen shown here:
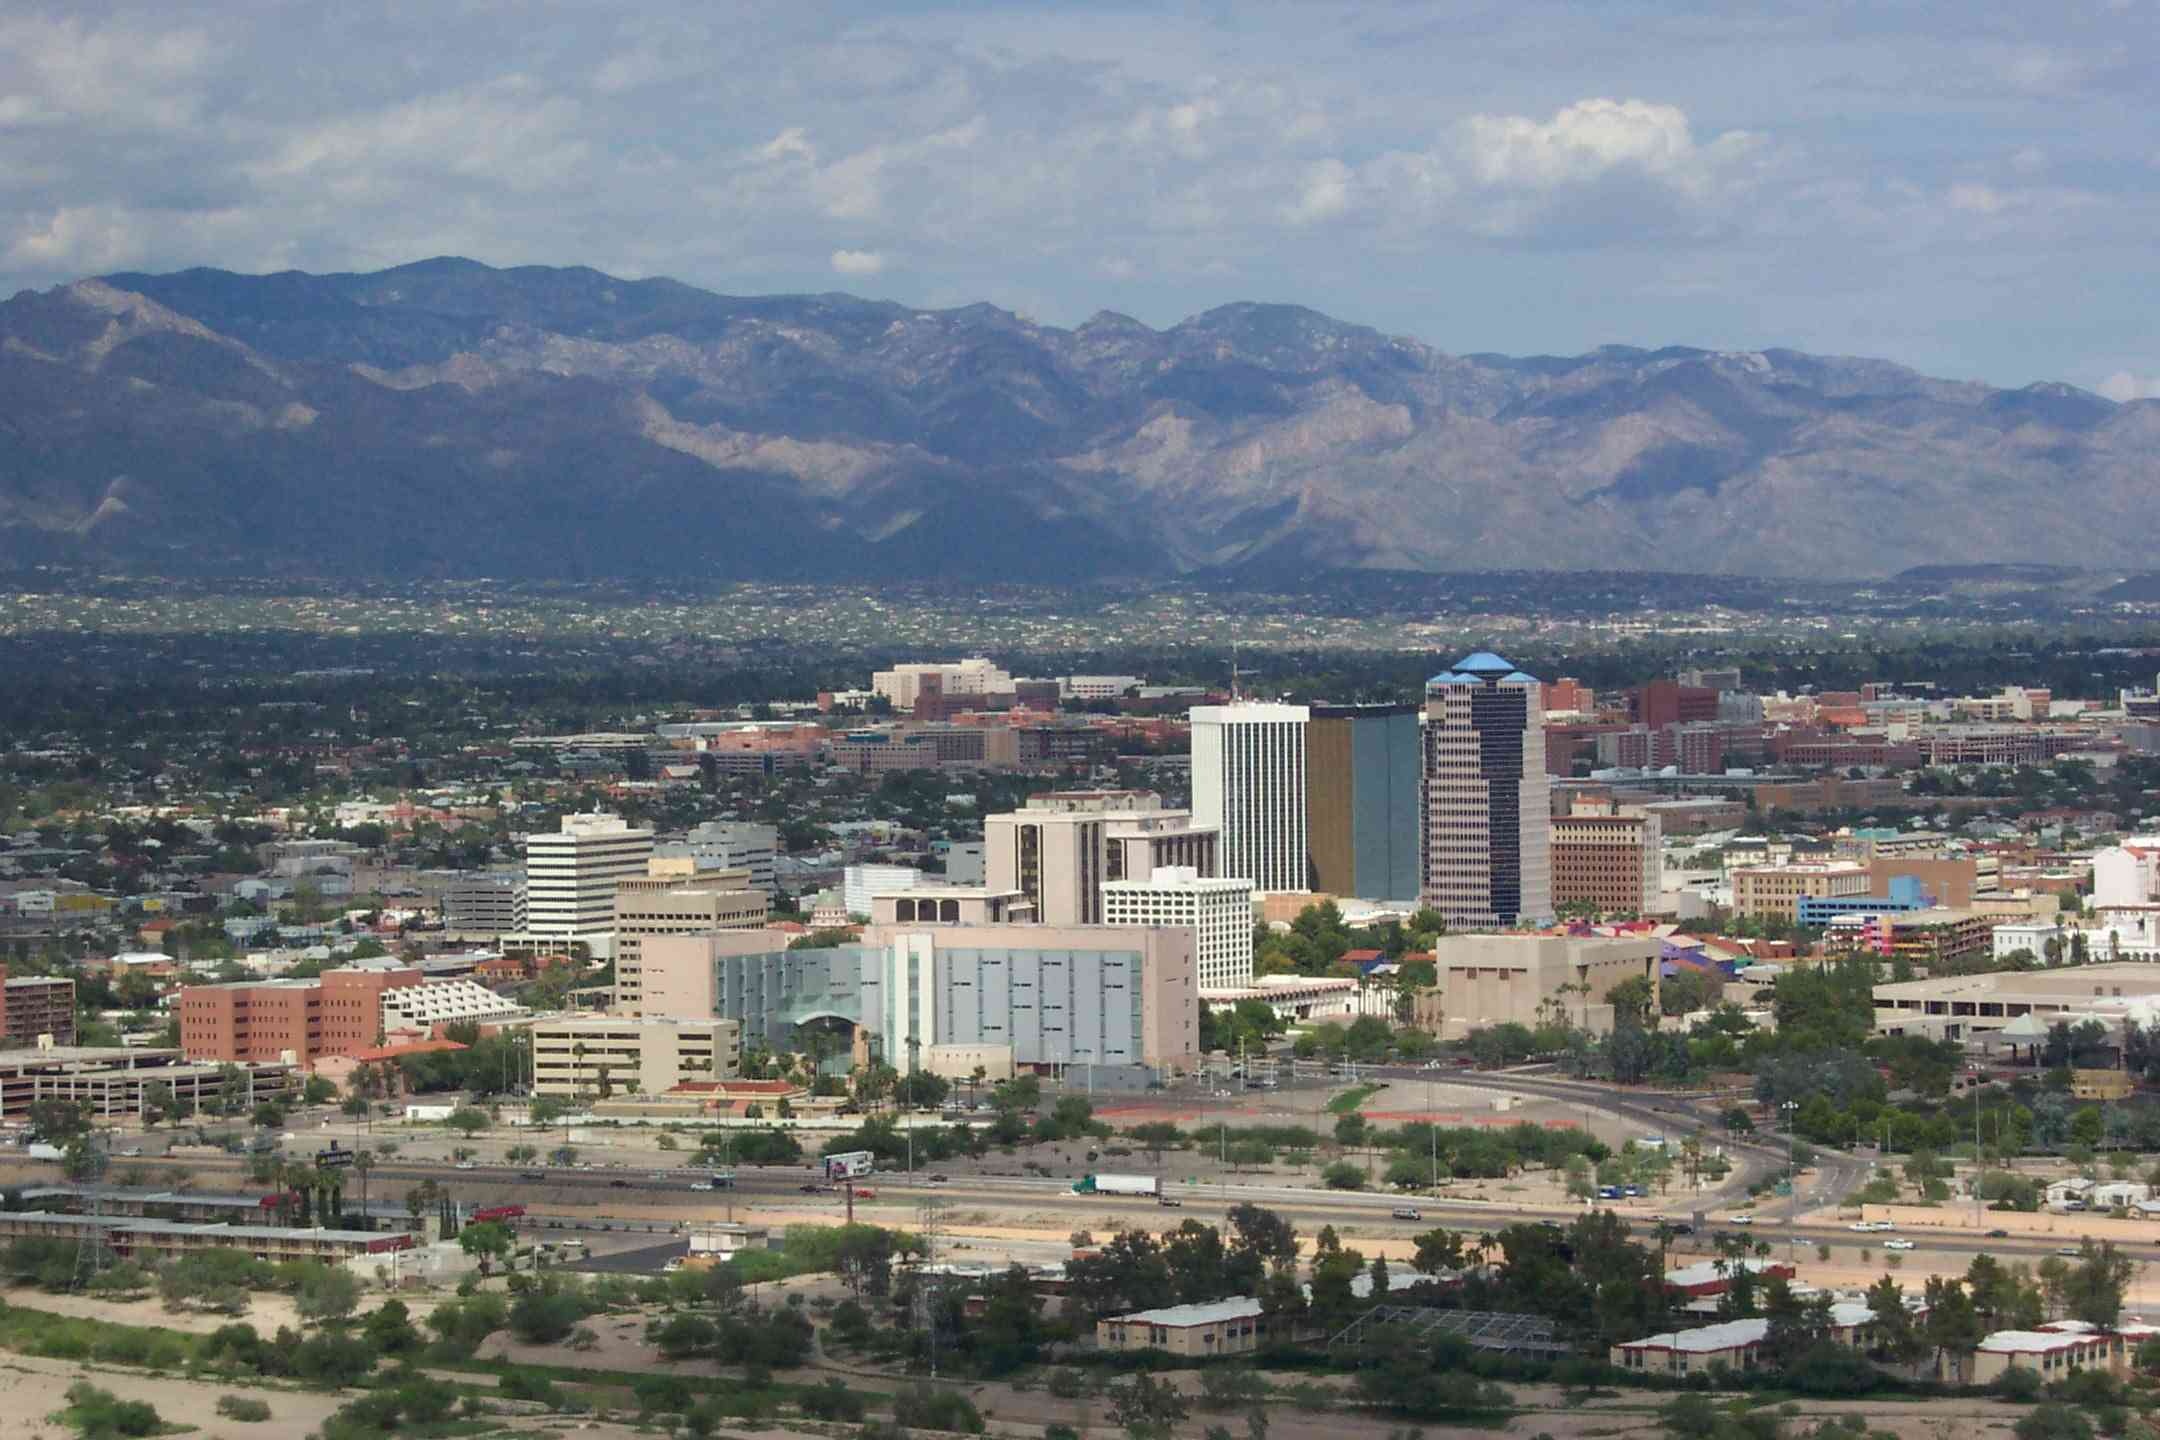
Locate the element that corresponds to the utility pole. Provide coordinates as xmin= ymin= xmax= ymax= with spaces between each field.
xmin=1782 ymin=1099 xmax=1799 ymax=1266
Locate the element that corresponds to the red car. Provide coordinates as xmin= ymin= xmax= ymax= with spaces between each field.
xmin=851 ymin=1187 xmax=877 ymax=1200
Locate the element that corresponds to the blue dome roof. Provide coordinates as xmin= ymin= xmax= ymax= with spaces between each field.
xmin=1427 ymin=650 xmax=1541 ymax=686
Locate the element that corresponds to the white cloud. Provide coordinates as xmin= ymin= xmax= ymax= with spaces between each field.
xmin=0 ymin=16 xmax=216 ymax=131
xmin=759 ymin=127 xmax=817 ymax=165
xmin=1460 ymin=98 xmax=1756 ymax=195
xmin=1286 ymin=158 xmax=1351 ymax=224
xmin=830 ymin=248 xmax=886 ymax=275
xmin=2099 ymin=372 xmax=2160 ymax=402
xmin=248 ymin=80 xmax=588 ymax=193
xmin=4 ymin=205 xmax=149 ymax=272
xmin=2009 ymin=146 xmax=2048 ymax=175
xmin=1947 ymin=182 xmax=2009 ymax=215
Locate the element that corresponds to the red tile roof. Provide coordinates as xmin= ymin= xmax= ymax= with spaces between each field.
xmin=345 ymin=1038 xmax=468 ymax=1061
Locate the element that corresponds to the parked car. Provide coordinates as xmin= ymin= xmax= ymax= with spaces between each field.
xmin=1392 ymin=1207 xmax=1423 ymax=1221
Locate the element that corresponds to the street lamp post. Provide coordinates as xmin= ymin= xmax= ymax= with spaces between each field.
xmin=1781 ymin=1100 xmax=1799 ymax=1265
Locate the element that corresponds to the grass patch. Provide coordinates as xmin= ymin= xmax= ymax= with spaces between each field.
xmin=1327 ymin=1084 xmax=1384 ymax=1114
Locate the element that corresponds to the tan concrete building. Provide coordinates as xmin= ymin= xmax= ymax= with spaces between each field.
xmin=1550 ymin=812 xmax=1662 ymax=915
xmin=1420 ymin=934 xmax=1658 ymax=1038
xmin=1097 ymin=1298 xmax=1272 ymax=1356
xmin=1731 ymin=862 xmax=1870 ymax=921
xmin=870 ymin=886 xmax=1033 ymax=926
xmin=612 ymin=868 xmax=770 ymax=1014
xmin=530 ymin=1015 xmax=742 ymax=1098
xmin=984 ymin=791 xmax=1217 ymax=925
xmin=1872 ymin=962 xmax=2160 ymax=1044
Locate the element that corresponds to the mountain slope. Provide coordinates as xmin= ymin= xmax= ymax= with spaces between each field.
xmin=0 ymin=258 xmax=2151 ymax=580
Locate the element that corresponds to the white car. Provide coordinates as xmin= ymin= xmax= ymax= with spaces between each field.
xmin=454 ymin=1161 xmax=476 ymax=1170
xmin=1884 ymin=1239 xmax=1916 ymax=1251
xmin=1869 ymin=1220 xmax=1897 ymax=1232
xmin=1728 ymin=1214 xmax=1755 ymax=1225
xmin=689 ymin=1182 xmax=714 ymax=1192
xmin=1848 ymin=1221 xmax=1873 ymax=1232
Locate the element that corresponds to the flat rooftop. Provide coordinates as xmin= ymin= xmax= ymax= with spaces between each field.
xmin=1875 ymin=962 xmax=2160 ymax=1005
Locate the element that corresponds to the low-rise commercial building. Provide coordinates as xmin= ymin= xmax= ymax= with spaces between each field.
xmin=0 ymin=1210 xmax=410 ymax=1265
xmin=530 ymin=1016 xmax=742 ymax=1099
xmin=1872 ymin=963 xmax=2160 ymax=1044
xmin=1970 ymin=1325 xmax=2141 ymax=1386
xmin=1097 ymin=1297 xmax=1271 ymax=1356
xmin=1731 ymin=862 xmax=1870 ymax=921
xmin=1418 ymin=934 xmax=1659 ymax=1039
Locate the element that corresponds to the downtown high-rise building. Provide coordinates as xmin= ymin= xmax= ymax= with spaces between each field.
xmin=1306 ymin=703 xmax=1423 ymax=904
xmin=1420 ymin=652 xmax=1552 ymax=929
xmin=1189 ymin=703 xmax=1310 ymax=894
xmin=522 ymin=812 xmax=655 ymax=944
xmin=983 ymin=790 xmax=1218 ymax=926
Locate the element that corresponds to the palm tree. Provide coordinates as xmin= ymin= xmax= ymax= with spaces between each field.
xmin=353 ymin=1150 xmax=374 ymax=1228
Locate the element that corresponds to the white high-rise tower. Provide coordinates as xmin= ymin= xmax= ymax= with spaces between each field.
xmin=522 ymin=812 xmax=655 ymax=942
xmin=1189 ymin=703 xmax=1309 ymax=894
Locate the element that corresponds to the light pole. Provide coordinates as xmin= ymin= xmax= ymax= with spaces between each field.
xmin=1781 ymin=1100 xmax=1799 ymax=1266
xmin=1077 ymin=1048 xmax=1094 ymax=1098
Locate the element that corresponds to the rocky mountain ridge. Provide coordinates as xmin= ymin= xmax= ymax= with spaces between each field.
xmin=0 ymin=256 xmax=2151 ymax=580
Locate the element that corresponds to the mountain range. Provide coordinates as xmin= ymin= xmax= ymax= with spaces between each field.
xmin=2 ymin=257 xmax=2155 ymax=582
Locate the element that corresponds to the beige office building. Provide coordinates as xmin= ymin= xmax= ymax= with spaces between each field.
xmin=1417 ymin=933 xmax=1658 ymax=1038
xmin=984 ymin=790 xmax=1218 ymax=925
xmin=612 ymin=866 xmax=769 ymax=1014
xmin=1731 ymin=862 xmax=1870 ymax=921
xmin=531 ymin=1015 xmax=742 ymax=1098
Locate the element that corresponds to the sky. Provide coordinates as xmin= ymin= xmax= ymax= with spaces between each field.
xmin=2 ymin=0 xmax=2156 ymax=394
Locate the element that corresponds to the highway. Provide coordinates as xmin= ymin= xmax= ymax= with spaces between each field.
xmin=58 ymin=1146 xmax=2135 ymax=1273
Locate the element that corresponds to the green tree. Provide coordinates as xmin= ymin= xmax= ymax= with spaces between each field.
xmin=2062 ymin=1239 xmax=2135 ymax=1329
xmin=292 ymin=1262 xmax=360 ymax=1325
xmin=458 ymin=1220 xmax=515 ymax=1276
xmin=1108 ymin=1372 xmax=1191 ymax=1440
